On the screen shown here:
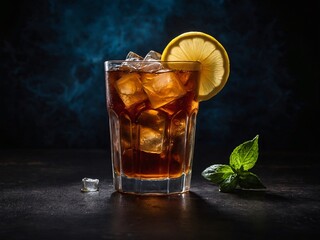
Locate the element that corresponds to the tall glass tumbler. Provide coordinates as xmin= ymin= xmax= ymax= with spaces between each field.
xmin=104 ymin=60 xmax=201 ymax=195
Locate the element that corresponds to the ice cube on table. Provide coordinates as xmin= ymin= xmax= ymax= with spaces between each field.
xmin=81 ymin=178 xmax=99 ymax=192
xmin=115 ymin=72 xmax=148 ymax=108
xmin=142 ymin=72 xmax=186 ymax=108
xmin=138 ymin=109 xmax=166 ymax=154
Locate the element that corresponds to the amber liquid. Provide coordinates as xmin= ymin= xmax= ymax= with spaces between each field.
xmin=106 ymin=70 xmax=199 ymax=179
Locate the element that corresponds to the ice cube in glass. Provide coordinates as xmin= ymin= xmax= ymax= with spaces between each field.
xmin=114 ymin=72 xmax=148 ymax=108
xmin=143 ymin=50 xmax=161 ymax=61
xmin=120 ymin=51 xmax=143 ymax=70
xmin=138 ymin=109 xmax=166 ymax=154
xmin=142 ymin=72 xmax=186 ymax=108
xmin=139 ymin=50 xmax=163 ymax=72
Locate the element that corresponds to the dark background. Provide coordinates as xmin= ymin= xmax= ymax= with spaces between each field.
xmin=1 ymin=0 xmax=319 ymax=155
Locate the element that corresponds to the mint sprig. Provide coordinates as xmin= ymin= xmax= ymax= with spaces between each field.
xmin=202 ymin=135 xmax=266 ymax=192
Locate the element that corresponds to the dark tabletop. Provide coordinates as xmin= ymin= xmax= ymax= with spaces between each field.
xmin=1 ymin=149 xmax=320 ymax=240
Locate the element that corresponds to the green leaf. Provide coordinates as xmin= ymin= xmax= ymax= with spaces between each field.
xmin=201 ymin=164 xmax=234 ymax=184
xmin=219 ymin=174 xmax=238 ymax=192
xmin=201 ymin=134 xmax=266 ymax=193
xmin=230 ymin=135 xmax=259 ymax=171
xmin=238 ymin=171 xmax=266 ymax=189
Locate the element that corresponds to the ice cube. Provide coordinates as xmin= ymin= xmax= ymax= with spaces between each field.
xmin=169 ymin=111 xmax=188 ymax=167
xmin=142 ymin=72 xmax=186 ymax=108
xmin=120 ymin=51 xmax=143 ymax=70
xmin=126 ymin=51 xmax=144 ymax=61
xmin=140 ymin=127 xmax=164 ymax=154
xmin=115 ymin=72 xmax=148 ymax=108
xmin=143 ymin=50 xmax=161 ymax=61
xmin=138 ymin=109 xmax=166 ymax=154
xmin=178 ymin=71 xmax=192 ymax=85
xmin=140 ymin=62 xmax=164 ymax=72
xmin=177 ymin=71 xmax=197 ymax=92
xmin=81 ymin=178 xmax=99 ymax=192
xmin=139 ymin=51 xmax=163 ymax=72
xmin=120 ymin=51 xmax=164 ymax=72
xmin=172 ymin=116 xmax=187 ymax=137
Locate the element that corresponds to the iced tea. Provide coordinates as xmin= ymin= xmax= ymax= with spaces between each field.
xmin=105 ymin=60 xmax=201 ymax=194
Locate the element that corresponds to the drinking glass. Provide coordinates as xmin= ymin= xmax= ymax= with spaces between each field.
xmin=104 ymin=60 xmax=201 ymax=195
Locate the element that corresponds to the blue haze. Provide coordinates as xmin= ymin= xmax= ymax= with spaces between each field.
xmin=0 ymin=0 xmax=318 ymax=152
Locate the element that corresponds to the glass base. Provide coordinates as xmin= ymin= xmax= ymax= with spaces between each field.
xmin=113 ymin=172 xmax=192 ymax=195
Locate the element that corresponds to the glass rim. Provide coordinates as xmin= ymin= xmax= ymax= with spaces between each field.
xmin=105 ymin=60 xmax=201 ymax=71
xmin=105 ymin=60 xmax=201 ymax=64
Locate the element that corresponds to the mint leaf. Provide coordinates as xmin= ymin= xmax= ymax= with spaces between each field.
xmin=239 ymin=171 xmax=266 ymax=189
xmin=230 ymin=135 xmax=259 ymax=171
xmin=201 ymin=164 xmax=234 ymax=184
xmin=201 ymin=134 xmax=266 ymax=193
xmin=219 ymin=174 xmax=238 ymax=192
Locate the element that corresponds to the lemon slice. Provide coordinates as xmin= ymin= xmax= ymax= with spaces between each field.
xmin=161 ymin=31 xmax=230 ymax=101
